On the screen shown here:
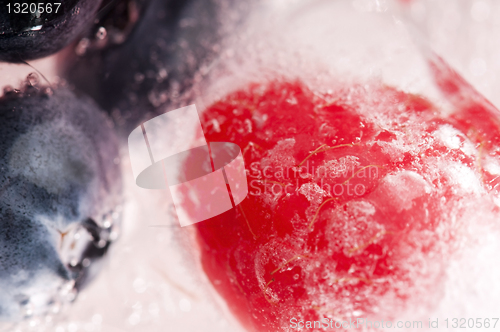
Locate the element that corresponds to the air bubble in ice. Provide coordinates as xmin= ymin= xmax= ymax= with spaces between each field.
xmin=156 ymin=68 xmax=168 ymax=82
xmin=75 ymin=38 xmax=90 ymax=56
xmin=26 ymin=73 xmax=39 ymax=87
xmin=211 ymin=118 xmax=221 ymax=133
xmin=95 ymin=27 xmax=107 ymax=40
xmin=42 ymin=87 xmax=53 ymax=96
xmin=103 ymin=219 xmax=112 ymax=229
xmin=82 ymin=258 xmax=90 ymax=267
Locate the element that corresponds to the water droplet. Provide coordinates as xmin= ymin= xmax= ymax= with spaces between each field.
xmin=109 ymin=230 xmax=119 ymax=241
xmin=52 ymin=302 xmax=61 ymax=314
xmin=95 ymin=27 xmax=107 ymax=40
xmin=75 ymin=38 xmax=90 ymax=56
xmin=27 ymin=73 xmax=39 ymax=87
xmin=82 ymin=258 xmax=91 ymax=267
xmin=42 ymin=87 xmax=53 ymax=97
xmin=156 ymin=68 xmax=168 ymax=82
xmin=103 ymin=219 xmax=112 ymax=229
xmin=24 ymin=307 xmax=33 ymax=317
xmin=66 ymin=290 xmax=77 ymax=302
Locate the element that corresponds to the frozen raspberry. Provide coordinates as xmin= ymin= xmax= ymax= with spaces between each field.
xmin=186 ymin=77 xmax=499 ymax=331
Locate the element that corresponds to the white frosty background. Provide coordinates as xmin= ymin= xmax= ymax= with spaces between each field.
xmin=398 ymin=0 xmax=500 ymax=109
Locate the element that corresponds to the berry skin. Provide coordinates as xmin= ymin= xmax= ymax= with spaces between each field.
xmin=0 ymin=87 xmax=122 ymax=321
xmin=187 ymin=78 xmax=499 ymax=332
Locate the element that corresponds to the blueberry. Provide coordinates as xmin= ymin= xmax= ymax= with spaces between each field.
xmin=0 ymin=0 xmax=103 ymax=63
xmin=0 ymin=85 xmax=122 ymax=321
xmin=65 ymin=0 xmax=237 ymax=133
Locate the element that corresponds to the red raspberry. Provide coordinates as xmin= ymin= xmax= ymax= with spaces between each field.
xmin=187 ymin=73 xmax=499 ymax=331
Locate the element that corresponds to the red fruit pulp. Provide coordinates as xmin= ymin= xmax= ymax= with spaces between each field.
xmin=189 ymin=76 xmax=500 ymax=331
